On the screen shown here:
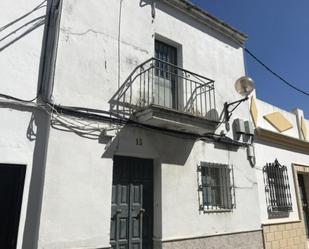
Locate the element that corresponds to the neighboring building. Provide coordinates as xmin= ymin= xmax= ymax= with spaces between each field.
xmin=251 ymin=97 xmax=309 ymax=249
xmin=0 ymin=1 xmax=308 ymax=249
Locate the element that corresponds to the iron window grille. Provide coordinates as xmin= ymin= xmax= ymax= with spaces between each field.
xmin=198 ymin=162 xmax=235 ymax=212
xmin=263 ymin=159 xmax=292 ymax=219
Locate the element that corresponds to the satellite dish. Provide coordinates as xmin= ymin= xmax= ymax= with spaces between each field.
xmin=234 ymin=76 xmax=255 ymax=97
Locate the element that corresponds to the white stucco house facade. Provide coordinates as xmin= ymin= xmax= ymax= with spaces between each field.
xmin=251 ymin=97 xmax=309 ymax=249
xmin=1 ymin=1 xmax=309 ymax=249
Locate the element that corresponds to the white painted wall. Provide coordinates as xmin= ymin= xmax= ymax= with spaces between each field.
xmin=161 ymin=141 xmax=260 ymax=240
xmin=0 ymin=1 xmax=47 ymax=249
xmin=0 ymin=107 xmax=35 ymax=249
xmin=38 ymin=0 xmax=260 ymax=248
xmin=39 ymin=125 xmax=262 ymax=248
xmin=103 ymin=126 xmax=261 ymax=240
xmin=38 ymin=127 xmax=113 ymax=249
xmin=6 ymin=0 xmax=306 ymax=248
xmin=255 ymin=141 xmax=309 ymax=224
xmin=0 ymin=0 xmax=46 ymax=100
xmin=253 ymin=99 xmax=309 ymax=224
xmin=255 ymin=98 xmax=308 ymax=139
xmin=52 ymin=0 xmax=248 ymax=122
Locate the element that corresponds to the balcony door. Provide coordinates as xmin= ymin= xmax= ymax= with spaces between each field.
xmin=154 ymin=40 xmax=178 ymax=109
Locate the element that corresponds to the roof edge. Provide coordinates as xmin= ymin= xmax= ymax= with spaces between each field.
xmin=255 ymin=127 xmax=309 ymax=155
xmin=160 ymin=0 xmax=248 ymax=45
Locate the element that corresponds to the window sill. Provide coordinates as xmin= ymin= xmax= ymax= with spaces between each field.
xmin=201 ymin=207 xmax=233 ymax=213
xmin=268 ymin=210 xmax=290 ymax=219
xmin=262 ymin=219 xmax=301 ymax=226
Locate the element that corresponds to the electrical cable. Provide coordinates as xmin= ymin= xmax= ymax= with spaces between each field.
xmin=224 ymin=30 xmax=309 ymax=98
xmin=0 ymin=15 xmax=45 ymax=43
xmin=52 ymin=103 xmax=248 ymax=147
xmin=0 ymin=91 xmax=248 ymax=146
xmin=0 ymin=0 xmax=46 ymax=32
xmin=0 ymin=93 xmax=37 ymax=103
xmin=244 ymin=48 xmax=309 ymax=97
xmin=41 ymin=104 xmax=109 ymax=140
xmin=46 ymin=103 xmax=112 ymax=132
xmin=56 ymin=105 xmax=123 ymax=119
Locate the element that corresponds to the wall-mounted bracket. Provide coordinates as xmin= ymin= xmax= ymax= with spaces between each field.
xmin=224 ymin=96 xmax=249 ymax=122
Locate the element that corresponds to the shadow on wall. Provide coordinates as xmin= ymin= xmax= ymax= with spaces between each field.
xmin=102 ymin=125 xmax=195 ymax=165
xmin=0 ymin=102 xmax=50 ymax=249
xmin=206 ymin=108 xmax=220 ymax=122
xmin=45 ymin=106 xmax=195 ymax=165
xmin=0 ymin=0 xmax=47 ymax=52
xmin=22 ymin=108 xmax=50 ymax=249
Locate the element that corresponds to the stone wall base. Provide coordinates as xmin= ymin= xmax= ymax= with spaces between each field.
xmin=262 ymin=221 xmax=307 ymax=249
xmin=154 ymin=230 xmax=264 ymax=249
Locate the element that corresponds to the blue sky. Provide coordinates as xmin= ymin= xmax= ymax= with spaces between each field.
xmin=191 ymin=0 xmax=309 ymax=117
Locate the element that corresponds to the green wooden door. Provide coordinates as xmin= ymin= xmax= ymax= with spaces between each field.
xmin=110 ymin=156 xmax=153 ymax=249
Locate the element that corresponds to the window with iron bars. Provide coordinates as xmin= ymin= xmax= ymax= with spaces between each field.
xmin=263 ymin=160 xmax=292 ymax=219
xmin=198 ymin=162 xmax=235 ymax=212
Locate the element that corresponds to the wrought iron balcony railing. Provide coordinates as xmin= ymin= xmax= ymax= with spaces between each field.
xmin=109 ymin=57 xmax=216 ymax=120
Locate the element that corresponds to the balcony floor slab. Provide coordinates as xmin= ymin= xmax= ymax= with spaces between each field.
xmin=133 ymin=105 xmax=219 ymax=135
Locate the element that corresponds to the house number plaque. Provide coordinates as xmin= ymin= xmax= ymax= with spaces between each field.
xmin=136 ymin=138 xmax=143 ymax=146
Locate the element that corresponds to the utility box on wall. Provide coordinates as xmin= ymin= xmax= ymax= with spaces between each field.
xmin=234 ymin=119 xmax=245 ymax=134
xmin=244 ymin=121 xmax=254 ymax=136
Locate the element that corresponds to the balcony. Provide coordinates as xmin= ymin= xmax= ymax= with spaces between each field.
xmin=109 ymin=58 xmax=219 ymax=134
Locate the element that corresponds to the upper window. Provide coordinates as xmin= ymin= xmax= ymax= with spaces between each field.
xmin=154 ymin=40 xmax=178 ymax=109
xmin=263 ymin=160 xmax=292 ymax=218
xmin=198 ymin=162 xmax=235 ymax=212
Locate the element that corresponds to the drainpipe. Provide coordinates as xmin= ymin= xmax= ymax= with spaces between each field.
xmin=22 ymin=1 xmax=63 ymax=248
xmin=152 ymin=0 xmax=156 ymax=19
xmin=37 ymin=0 xmax=63 ymax=103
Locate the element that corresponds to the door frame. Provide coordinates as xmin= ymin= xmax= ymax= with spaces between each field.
xmin=297 ymin=173 xmax=309 ymax=238
xmin=154 ymin=34 xmax=183 ymax=110
xmin=293 ymin=163 xmax=309 ymax=241
xmin=110 ymin=156 xmax=154 ymax=249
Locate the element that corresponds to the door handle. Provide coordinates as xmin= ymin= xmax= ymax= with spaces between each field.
xmin=139 ymin=208 xmax=145 ymax=248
